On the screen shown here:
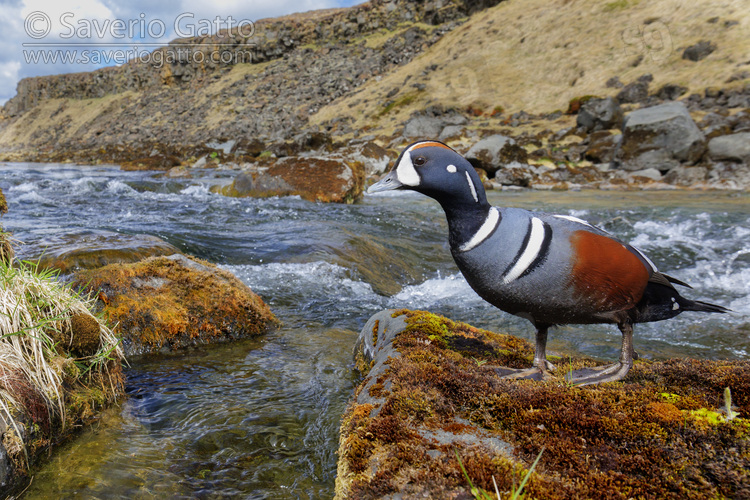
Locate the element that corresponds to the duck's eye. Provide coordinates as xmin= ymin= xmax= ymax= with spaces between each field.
xmin=413 ymin=156 xmax=426 ymax=166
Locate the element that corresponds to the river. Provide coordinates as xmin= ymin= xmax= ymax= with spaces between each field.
xmin=1 ymin=163 xmax=748 ymax=498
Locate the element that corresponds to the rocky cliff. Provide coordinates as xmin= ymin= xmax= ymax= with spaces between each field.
xmin=0 ymin=0 xmax=749 ymax=190
xmin=0 ymin=0 xmax=501 ymax=162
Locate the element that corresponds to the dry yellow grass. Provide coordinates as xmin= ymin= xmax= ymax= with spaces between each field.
xmin=0 ymin=92 xmax=135 ymax=148
xmin=312 ymin=0 xmax=750 ymax=133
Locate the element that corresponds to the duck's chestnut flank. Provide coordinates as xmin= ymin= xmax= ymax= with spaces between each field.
xmin=369 ymin=140 xmax=730 ymax=385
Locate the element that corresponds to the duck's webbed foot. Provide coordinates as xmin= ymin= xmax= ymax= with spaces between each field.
xmin=493 ymin=366 xmax=554 ymax=381
xmin=566 ymin=362 xmax=632 ymax=386
xmin=566 ymin=320 xmax=636 ymax=386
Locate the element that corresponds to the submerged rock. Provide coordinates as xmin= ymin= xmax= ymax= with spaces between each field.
xmin=30 ymin=230 xmax=180 ymax=274
xmin=72 ymin=254 xmax=279 ymax=356
xmin=615 ymin=102 xmax=706 ymax=171
xmin=337 ymin=309 xmax=750 ymax=499
xmin=224 ymin=156 xmax=365 ymax=203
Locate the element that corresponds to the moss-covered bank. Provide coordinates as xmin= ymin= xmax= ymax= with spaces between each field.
xmin=337 ymin=309 xmax=749 ymax=499
xmin=0 ymin=258 xmax=124 ymax=496
xmin=72 ymin=254 xmax=279 ymax=357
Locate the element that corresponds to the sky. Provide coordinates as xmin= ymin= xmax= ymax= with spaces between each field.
xmin=0 ymin=0 xmax=362 ymax=105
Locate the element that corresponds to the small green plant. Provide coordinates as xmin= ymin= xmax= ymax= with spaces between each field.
xmin=724 ymin=387 xmax=740 ymax=421
xmin=473 ymin=357 xmax=488 ymax=367
xmin=455 ymin=447 xmax=544 ymax=499
xmin=209 ymin=151 xmax=219 ymax=159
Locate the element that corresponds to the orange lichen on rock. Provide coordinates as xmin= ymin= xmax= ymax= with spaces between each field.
xmin=337 ymin=309 xmax=750 ymax=499
xmin=72 ymin=254 xmax=279 ymax=356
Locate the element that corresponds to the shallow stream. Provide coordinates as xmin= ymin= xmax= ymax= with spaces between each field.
xmin=1 ymin=163 xmax=748 ymax=498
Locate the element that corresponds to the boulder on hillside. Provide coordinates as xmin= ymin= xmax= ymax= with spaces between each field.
xmin=30 ymin=230 xmax=180 ymax=274
xmin=465 ymin=135 xmax=528 ymax=176
xmin=585 ymin=131 xmax=622 ymax=163
xmin=403 ymin=116 xmax=445 ymax=139
xmin=616 ymin=74 xmax=653 ymax=104
xmin=576 ymin=97 xmax=623 ymax=132
xmin=615 ymin=102 xmax=706 ymax=171
xmin=336 ymin=309 xmax=750 ymax=499
xmin=492 ymin=161 xmax=535 ymax=187
xmin=224 ymin=155 xmax=366 ymax=203
xmin=344 ymin=140 xmax=391 ymax=176
xmin=403 ymin=111 xmax=468 ymax=140
xmin=653 ymin=83 xmax=688 ymax=101
xmin=73 ymin=254 xmax=279 ymax=357
xmin=682 ymin=40 xmax=717 ymax=62
xmin=707 ymin=132 xmax=750 ymax=163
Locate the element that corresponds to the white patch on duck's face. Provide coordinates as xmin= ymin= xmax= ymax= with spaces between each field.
xmin=446 ymin=164 xmax=457 ymax=173
xmin=465 ymin=171 xmax=479 ymax=203
xmin=395 ymin=151 xmax=420 ymax=186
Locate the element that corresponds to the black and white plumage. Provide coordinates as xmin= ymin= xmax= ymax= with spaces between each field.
xmin=368 ymin=140 xmax=729 ymax=385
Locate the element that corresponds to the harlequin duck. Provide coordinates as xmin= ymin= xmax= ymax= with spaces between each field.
xmin=368 ymin=140 xmax=729 ymax=385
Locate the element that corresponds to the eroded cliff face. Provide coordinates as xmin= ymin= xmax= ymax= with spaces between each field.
xmin=0 ymin=0 xmax=501 ymax=162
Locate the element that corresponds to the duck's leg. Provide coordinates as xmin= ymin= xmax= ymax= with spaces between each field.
xmin=533 ymin=324 xmax=556 ymax=373
xmin=494 ymin=324 xmax=555 ymax=381
xmin=568 ymin=320 xmax=635 ymax=386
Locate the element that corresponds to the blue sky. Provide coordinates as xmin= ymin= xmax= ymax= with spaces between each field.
xmin=0 ymin=0 xmax=362 ymax=105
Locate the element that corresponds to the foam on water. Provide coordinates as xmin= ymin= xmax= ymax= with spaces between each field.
xmin=223 ymin=261 xmax=384 ymax=323
xmin=106 ymin=179 xmax=136 ymax=194
xmin=387 ymin=272 xmax=477 ymax=309
xmin=179 ymin=184 xmax=212 ymax=198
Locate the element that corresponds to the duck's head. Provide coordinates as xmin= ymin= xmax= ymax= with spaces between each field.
xmin=368 ymin=140 xmax=488 ymax=208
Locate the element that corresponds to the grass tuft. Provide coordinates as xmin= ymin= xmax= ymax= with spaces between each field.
xmin=0 ymin=257 xmax=124 ymax=465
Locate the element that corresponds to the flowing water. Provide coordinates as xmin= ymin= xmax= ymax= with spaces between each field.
xmin=0 ymin=163 xmax=748 ymax=498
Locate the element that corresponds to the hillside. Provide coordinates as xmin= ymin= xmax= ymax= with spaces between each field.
xmin=0 ymin=0 xmax=748 ymax=167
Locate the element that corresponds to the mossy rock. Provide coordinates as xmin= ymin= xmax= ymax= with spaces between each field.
xmin=337 ymin=309 xmax=750 ymax=499
xmin=0 ymin=187 xmax=7 ymax=215
xmin=72 ymin=254 xmax=279 ymax=356
xmin=222 ymin=156 xmax=366 ymax=204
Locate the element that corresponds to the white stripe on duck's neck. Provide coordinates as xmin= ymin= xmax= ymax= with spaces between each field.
xmin=458 ymin=207 xmax=500 ymax=252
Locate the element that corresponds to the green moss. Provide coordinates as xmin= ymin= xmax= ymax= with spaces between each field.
xmin=378 ymin=91 xmax=421 ymax=117
xmin=603 ymin=0 xmax=631 ymax=11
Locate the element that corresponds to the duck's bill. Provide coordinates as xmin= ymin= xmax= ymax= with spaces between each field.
xmin=367 ymin=171 xmax=404 ymax=194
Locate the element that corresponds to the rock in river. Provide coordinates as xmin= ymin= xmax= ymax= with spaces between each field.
xmin=224 ymin=155 xmax=365 ymax=203
xmin=73 ymin=254 xmax=279 ymax=357
xmin=336 ymin=309 xmax=750 ymax=499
